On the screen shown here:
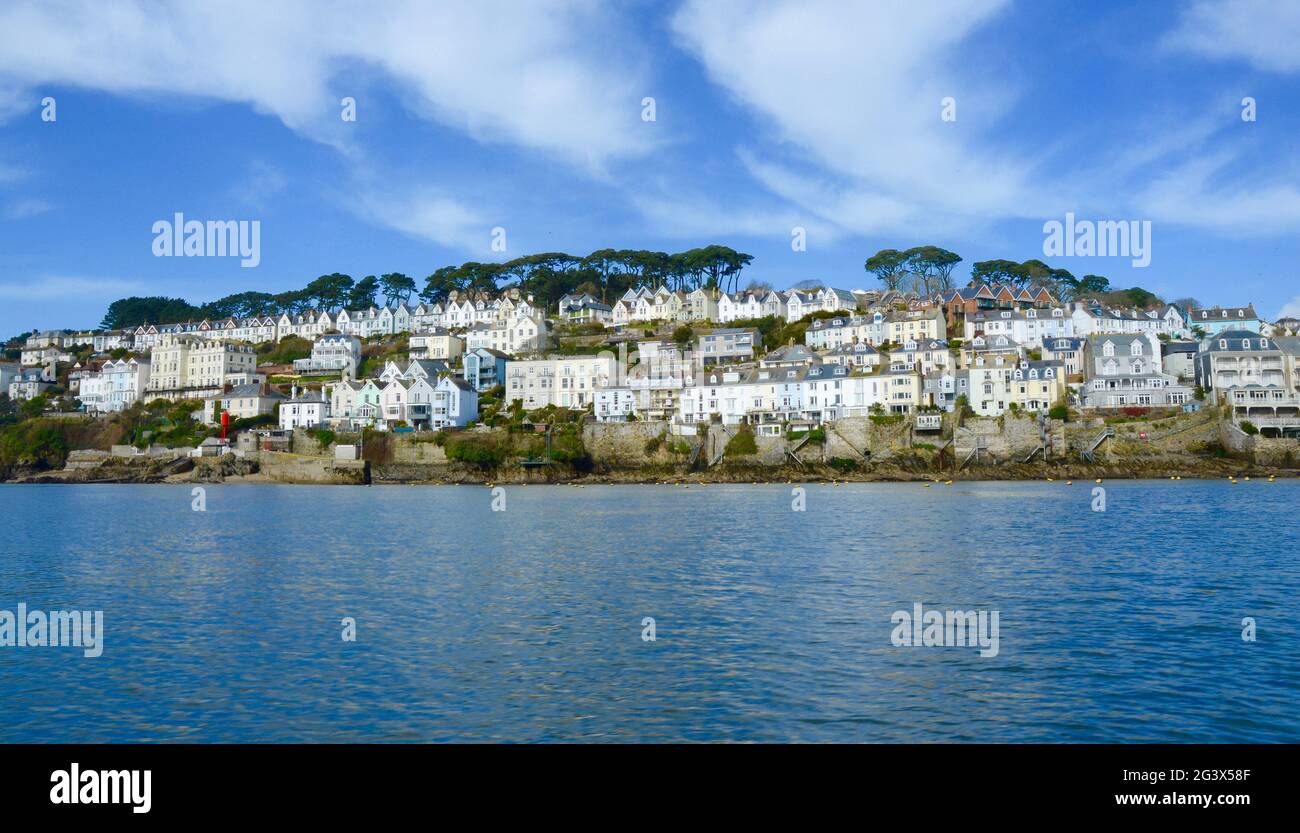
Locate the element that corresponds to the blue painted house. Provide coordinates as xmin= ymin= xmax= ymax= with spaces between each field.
xmin=1186 ymin=305 xmax=1261 ymax=336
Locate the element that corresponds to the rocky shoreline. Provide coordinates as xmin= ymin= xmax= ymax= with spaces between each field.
xmin=4 ymin=453 xmax=1294 ymax=485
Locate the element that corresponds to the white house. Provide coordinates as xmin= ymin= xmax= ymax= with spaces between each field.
xmin=279 ymin=388 xmax=330 ymax=430
xmin=505 ymin=355 xmax=619 ymax=410
xmin=292 ymin=334 xmax=362 ymax=378
xmin=432 ymin=375 xmax=478 ymax=428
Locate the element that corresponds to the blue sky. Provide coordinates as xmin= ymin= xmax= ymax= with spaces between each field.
xmin=1 ymin=0 xmax=1299 ymax=336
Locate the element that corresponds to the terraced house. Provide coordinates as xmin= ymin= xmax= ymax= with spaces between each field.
xmin=505 ymin=355 xmax=619 ymax=410
xmin=1187 ymin=305 xmax=1261 ymax=336
xmin=145 ymin=334 xmax=259 ymax=400
xmin=966 ymin=355 xmax=1066 ymax=416
xmin=1195 ymin=331 xmax=1300 ymax=433
xmin=1080 ymin=333 xmax=1191 ymax=409
xmin=963 ymin=306 xmax=1072 ymax=348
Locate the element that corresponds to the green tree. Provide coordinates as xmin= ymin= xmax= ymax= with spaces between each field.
xmin=903 ymin=246 xmax=962 ymax=295
xmin=348 ymin=275 xmax=380 ymax=309
xmin=864 ymin=248 xmax=910 ymax=291
xmin=379 ymin=273 xmax=417 ymax=306
xmin=305 ymin=273 xmax=355 ymax=311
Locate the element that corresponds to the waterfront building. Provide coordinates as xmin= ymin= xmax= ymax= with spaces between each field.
xmin=505 ymin=355 xmax=619 ymax=410
xmin=279 ymin=388 xmax=330 ymax=430
xmin=1080 ymin=333 xmax=1190 ymax=409
xmin=204 ymin=382 xmax=286 ymax=425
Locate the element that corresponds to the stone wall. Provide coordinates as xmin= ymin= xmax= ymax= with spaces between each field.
xmin=1253 ymin=437 xmax=1299 ymax=468
xmin=256 ymin=452 xmax=368 ymax=484
xmin=390 ymin=439 xmax=449 ymax=465
xmin=823 ymin=416 xmax=917 ymax=461
xmin=583 ymin=421 xmax=672 ymax=467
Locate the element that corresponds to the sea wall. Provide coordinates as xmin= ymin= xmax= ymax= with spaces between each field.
xmin=256 ymin=452 xmax=368 ymax=484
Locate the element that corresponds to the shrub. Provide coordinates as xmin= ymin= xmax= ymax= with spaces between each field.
xmin=548 ymin=425 xmax=592 ymax=470
xmin=1048 ymin=405 xmax=1069 ymax=421
xmin=309 ymin=428 xmax=336 ymax=449
xmin=0 ymin=418 xmax=70 ymax=468
xmin=827 ymin=457 xmax=858 ymax=472
xmin=725 ymin=427 xmax=758 ymax=456
xmin=787 ymin=427 xmax=826 ymax=444
xmin=445 ymin=433 xmax=506 ymax=468
xmin=230 ymin=413 xmax=277 ymax=432
xmin=644 ymin=432 xmax=665 ymax=454
xmin=1240 ymin=420 xmax=1259 ymax=435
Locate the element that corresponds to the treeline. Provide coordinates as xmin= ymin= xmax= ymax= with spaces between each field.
xmin=863 ymin=246 xmax=1174 ymax=308
xmin=99 ymin=245 xmax=754 ymax=329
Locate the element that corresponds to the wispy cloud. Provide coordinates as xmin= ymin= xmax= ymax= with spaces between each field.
xmin=0 ymin=0 xmax=655 ymax=169
xmin=1165 ymin=0 xmax=1300 ymax=72
xmin=226 ymin=160 xmax=287 ymax=210
xmin=670 ymin=0 xmax=1034 ymax=238
xmin=3 ymin=197 xmax=53 ymax=219
xmin=352 ymin=187 xmax=489 ymax=254
xmin=0 ymin=275 xmax=144 ymax=300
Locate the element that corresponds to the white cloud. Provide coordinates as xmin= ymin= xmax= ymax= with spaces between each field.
xmin=631 ymin=188 xmax=836 ymax=243
xmin=0 ymin=275 xmax=143 ymax=300
xmin=3 ymin=198 xmax=52 ymax=219
xmin=1278 ymin=297 xmax=1300 ymax=319
xmin=1166 ymin=0 xmax=1300 ymax=72
xmin=1136 ymin=151 xmax=1300 ymax=237
xmin=226 ymin=160 xmax=287 ymax=210
xmin=0 ymin=0 xmax=653 ymax=168
xmin=670 ymin=0 xmax=1039 ymax=236
xmin=353 ymin=187 xmax=489 ymax=254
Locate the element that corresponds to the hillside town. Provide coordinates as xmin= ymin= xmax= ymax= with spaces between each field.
xmin=4 ymin=277 xmax=1300 ymax=467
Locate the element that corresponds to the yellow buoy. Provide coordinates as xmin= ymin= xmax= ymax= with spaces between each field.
xmin=1066 ymin=481 xmax=1072 ymax=485
xmin=1095 ymin=478 xmax=1102 ymax=484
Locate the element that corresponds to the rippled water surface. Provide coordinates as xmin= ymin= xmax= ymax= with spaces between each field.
xmin=1 ymin=481 xmax=1297 ymax=742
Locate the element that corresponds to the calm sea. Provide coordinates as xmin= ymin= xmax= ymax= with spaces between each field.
xmin=1 ymin=481 xmax=1296 ymax=742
